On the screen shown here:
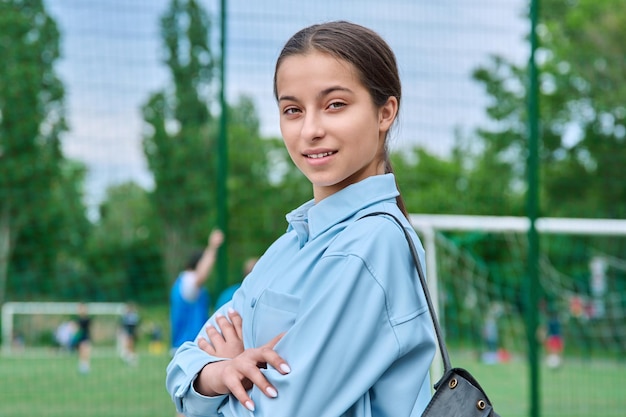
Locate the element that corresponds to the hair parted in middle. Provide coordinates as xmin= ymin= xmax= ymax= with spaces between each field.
xmin=273 ymin=20 xmax=408 ymax=217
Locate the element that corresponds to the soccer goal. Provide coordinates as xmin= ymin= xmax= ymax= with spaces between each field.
xmin=1 ymin=301 xmax=126 ymax=355
xmin=409 ymin=214 xmax=626 ymax=371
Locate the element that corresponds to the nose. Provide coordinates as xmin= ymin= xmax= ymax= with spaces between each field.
xmin=300 ymin=111 xmax=324 ymax=141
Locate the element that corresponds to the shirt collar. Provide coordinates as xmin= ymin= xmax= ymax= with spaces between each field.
xmin=285 ymin=174 xmax=399 ymax=247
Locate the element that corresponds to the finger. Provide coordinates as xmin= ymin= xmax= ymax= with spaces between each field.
xmin=227 ymin=308 xmax=244 ymax=341
xmin=205 ymin=324 xmax=226 ymax=348
xmin=226 ymin=356 xmax=278 ymax=401
xmin=263 ymin=333 xmax=291 ymax=374
xmin=197 ymin=337 xmax=216 ymax=355
xmin=223 ymin=371 xmax=257 ymax=412
xmin=239 ymin=360 xmax=280 ymax=400
xmin=215 ymin=313 xmax=238 ymax=341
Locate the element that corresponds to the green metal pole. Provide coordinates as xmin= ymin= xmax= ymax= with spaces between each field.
xmin=216 ymin=0 xmax=228 ymax=295
xmin=527 ymin=1 xmax=541 ymax=416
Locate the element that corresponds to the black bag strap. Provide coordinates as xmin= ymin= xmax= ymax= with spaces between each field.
xmin=359 ymin=211 xmax=452 ymax=372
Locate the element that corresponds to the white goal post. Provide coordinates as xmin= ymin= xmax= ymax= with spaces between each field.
xmin=408 ymin=214 xmax=626 ymax=375
xmin=1 ymin=301 xmax=126 ymax=354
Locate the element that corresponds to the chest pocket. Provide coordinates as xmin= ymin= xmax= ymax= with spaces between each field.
xmin=251 ymin=289 xmax=300 ymax=347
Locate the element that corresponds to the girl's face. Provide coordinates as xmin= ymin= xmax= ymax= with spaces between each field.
xmin=275 ymin=51 xmax=397 ymax=202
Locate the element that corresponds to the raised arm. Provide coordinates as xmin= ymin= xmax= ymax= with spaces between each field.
xmin=194 ymin=229 xmax=224 ymax=287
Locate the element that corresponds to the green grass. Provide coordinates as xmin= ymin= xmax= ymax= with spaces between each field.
xmin=452 ymin=350 xmax=626 ymax=417
xmin=0 ymin=351 xmax=174 ymax=417
xmin=1 ymin=349 xmax=624 ymax=417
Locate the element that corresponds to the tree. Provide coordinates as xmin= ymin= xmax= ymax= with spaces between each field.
xmin=0 ymin=0 xmax=66 ymax=303
xmin=471 ymin=0 xmax=626 ymax=220
xmin=142 ymin=0 xmax=217 ymax=281
xmin=216 ymin=96 xmax=312 ymax=295
xmin=85 ymin=182 xmax=163 ymax=302
xmin=539 ymin=0 xmax=626 ymax=219
xmin=9 ymin=159 xmax=92 ymax=300
xmin=466 ymin=0 xmax=626 ymax=291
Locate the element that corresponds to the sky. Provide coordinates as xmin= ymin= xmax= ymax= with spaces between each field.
xmin=44 ymin=0 xmax=528 ymax=213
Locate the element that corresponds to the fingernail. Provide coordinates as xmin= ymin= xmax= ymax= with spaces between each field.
xmin=228 ymin=307 xmax=236 ymax=314
xmin=280 ymin=363 xmax=291 ymax=373
xmin=215 ymin=313 xmax=224 ymax=319
xmin=245 ymin=401 xmax=255 ymax=411
xmin=266 ymin=386 xmax=278 ymax=398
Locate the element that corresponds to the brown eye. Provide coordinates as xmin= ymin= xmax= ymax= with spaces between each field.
xmin=328 ymin=102 xmax=346 ymax=110
xmin=283 ymin=107 xmax=300 ymax=115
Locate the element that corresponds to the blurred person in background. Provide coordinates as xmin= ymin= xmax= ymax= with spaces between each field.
xmin=169 ymin=229 xmax=224 ymax=356
xmin=214 ymin=257 xmax=259 ymax=311
xmin=119 ymin=301 xmax=140 ymax=365
xmin=545 ymin=310 xmax=564 ymax=369
xmin=73 ymin=302 xmax=92 ymax=374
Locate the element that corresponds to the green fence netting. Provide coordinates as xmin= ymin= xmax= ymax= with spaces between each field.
xmin=1 ymin=0 xmax=624 ymax=416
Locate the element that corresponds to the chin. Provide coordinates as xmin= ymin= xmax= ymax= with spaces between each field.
xmin=310 ymin=176 xmax=342 ymax=188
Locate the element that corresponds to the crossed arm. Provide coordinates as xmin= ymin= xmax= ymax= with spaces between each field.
xmin=193 ymin=309 xmax=290 ymax=412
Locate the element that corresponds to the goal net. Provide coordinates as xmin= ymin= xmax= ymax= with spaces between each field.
xmin=409 ymin=214 xmax=626 ymax=365
xmin=1 ymin=302 xmax=126 ymax=355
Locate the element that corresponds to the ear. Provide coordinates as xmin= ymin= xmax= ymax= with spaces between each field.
xmin=378 ymin=96 xmax=398 ymax=133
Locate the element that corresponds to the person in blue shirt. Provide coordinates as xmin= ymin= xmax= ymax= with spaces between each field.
xmin=214 ymin=257 xmax=259 ymax=311
xmin=166 ymin=21 xmax=437 ymax=416
xmin=169 ymin=229 xmax=224 ymax=355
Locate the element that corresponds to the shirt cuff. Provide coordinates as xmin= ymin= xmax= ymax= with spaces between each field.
xmin=183 ymin=375 xmax=229 ymax=416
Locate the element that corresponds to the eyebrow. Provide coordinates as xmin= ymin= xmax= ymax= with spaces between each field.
xmin=278 ymin=85 xmax=354 ymax=102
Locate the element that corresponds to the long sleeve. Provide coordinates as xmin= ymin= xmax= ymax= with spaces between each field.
xmin=166 ymin=340 xmax=226 ymax=416
xmin=166 ymin=284 xmax=252 ymax=416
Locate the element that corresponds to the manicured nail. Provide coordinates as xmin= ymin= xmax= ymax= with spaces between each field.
xmin=280 ymin=363 xmax=291 ymax=373
xmin=245 ymin=401 xmax=255 ymax=411
xmin=215 ymin=313 xmax=224 ymax=318
xmin=228 ymin=307 xmax=236 ymax=314
xmin=266 ymin=387 xmax=278 ymax=398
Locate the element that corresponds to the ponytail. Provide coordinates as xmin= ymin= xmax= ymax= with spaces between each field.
xmin=383 ymin=153 xmax=410 ymax=220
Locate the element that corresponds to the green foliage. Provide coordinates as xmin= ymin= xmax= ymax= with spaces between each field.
xmin=457 ymin=0 xmax=626 ymax=297
xmin=390 ymin=0 xmax=626 ymax=306
xmin=471 ymin=0 xmax=626 ymax=220
xmin=84 ymin=183 xmax=164 ymax=303
xmin=140 ymin=0 xmax=312 ymax=297
xmin=536 ymin=0 xmax=626 ymax=221
xmin=0 ymin=0 xmax=76 ymax=302
xmin=142 ymin=0 xmax=219 ymax=282
xmin=10 ymin=160 xmax=92 ymax=300
xmin=2 ymin=0 xmax=624 ymax=321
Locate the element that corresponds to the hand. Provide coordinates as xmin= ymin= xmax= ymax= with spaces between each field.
xmin=198 ymin=309 xmax=244 ymax=358
xmin=194 ymin=333 xmax=290 ymax=412
xmin=208 ymin=229 xmax=224 ymax=250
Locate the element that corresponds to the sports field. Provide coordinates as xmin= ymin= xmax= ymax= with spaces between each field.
xmin=452 ymin=352 xmax=626 ymax=417
xmin=1 ymin=349 xmax=624 ymax=417
xmin=1 ymin=352 xmax=173 ymax=417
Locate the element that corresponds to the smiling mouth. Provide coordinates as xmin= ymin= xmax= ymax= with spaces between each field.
xmin=306 ymin=151 xmax=337 ymax=159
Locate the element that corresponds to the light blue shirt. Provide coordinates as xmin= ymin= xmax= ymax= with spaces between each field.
xmin=166 ymin=174 xmax=437 ymax=417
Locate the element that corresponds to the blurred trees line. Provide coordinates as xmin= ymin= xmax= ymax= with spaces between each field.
xmin=0 ymin=0 xmax=624 ymax=306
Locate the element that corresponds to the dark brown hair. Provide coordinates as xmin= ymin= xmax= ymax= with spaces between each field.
xmin=273 ymin=21 xmax=409 ymax=218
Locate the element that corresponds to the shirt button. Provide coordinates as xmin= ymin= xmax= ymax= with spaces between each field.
xmin=250 ymin=298 xmax=257 ymax=308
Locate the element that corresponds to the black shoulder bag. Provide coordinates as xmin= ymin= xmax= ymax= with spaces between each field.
xmin=360 ymin=212 xmax=501 ymax=417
